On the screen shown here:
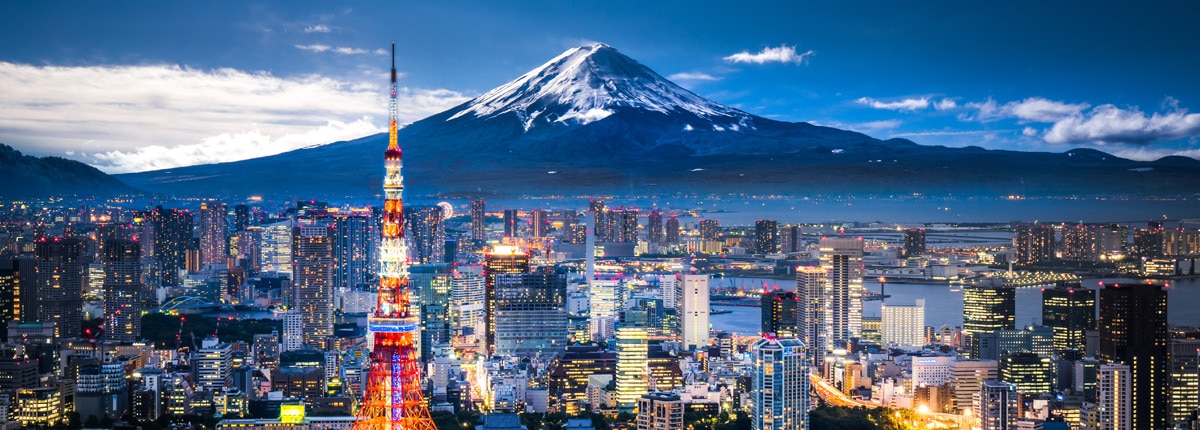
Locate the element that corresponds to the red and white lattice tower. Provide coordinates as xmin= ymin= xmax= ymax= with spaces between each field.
xmin=351 ymin=42 xmax=437 ymax=430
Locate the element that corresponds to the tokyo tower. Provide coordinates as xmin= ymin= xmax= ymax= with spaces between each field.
xmin=351 ymin=43 xmax=437 ymax=430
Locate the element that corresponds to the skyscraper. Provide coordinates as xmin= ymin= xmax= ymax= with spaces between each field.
xmin=614 ymin=325 xmax=649 ymax=410
xmin=761 ymin=290 xmax=798 ymax=338
xmin=977 ymin=380 xmax=1017 ymax=430
xmin=903 ymin=228 xmax=926 ymax=257
xmin=618 ymin=210 xmax=639 ymax=243
xmin=951 ymin=360 xmax=998 ymax=414
xmin=819 ymin=237 xmax=864 ymax=348
xmin=332 ymin=213 xmax=372 ymax=289
xmin=502 ymin=209 xmax=518 ymax=238
xmin=679 ymin=274 xmax=709 ymax=350
xmin=1098 ymin=283 xmax=1169 ymax=429
xmin=412 ymin=264 xmax=453 ymax=361
xmin=1014 ymin=223 xmax=1054 ymax=265
xmin=881 ymin=299 xmax=925 ymax=349
xmin=754 ymin=219 xmax=779 ymax=254
xmin=751 ymin=337 xmax=808 ymax=430
xmin=407 ymin=206 xmax=445 ymax=264
xmin=484 ymin=246 xmax=531 ymax=354
xmin=1041 ymin=282 xmax=1096 ymax=354
xmin=471 ymin=200 xmax=486 ymax=243
xmin=141 ymin=206 xmax=192 ymax=287
xmin=1169 ymin=339 xmax=1200 ymax=427
xmin=963 ymin=285 xmax=1016 ymax=356
xmin=699 ymin=220 xmax=720 ymax=242
xmin=664 ymin=217 xmax=680 ymax=244
xmin=780 ymin=224 xmax=802 ymax=253
xmin=103 ymin=239 xmax=141 ymax=342
xmin=796 ymin=266 xmax=827 ymax=367
xmin=0 ymin=268 xmax=17 ymax=342
xmin=1097 ymin=364 xmax=1133 ymax=430
xmin=234 ymin=204 xmax=251 ymax=232
xmin=259 ymin=220 xmax=293 ymax=273
xmin=35 ymin=237 xmax=84 ymax=339
xmin=1000 ymin=352 xmax=1054 ymax=396
xmin=636 ymin=392 xmax=683 ymax=430
xmin=493 ymin=267 xmax=568 ymax=357
xmin=646 ymin=211 xmax=664 ymax=244
xmin=199 ymin=202 xmax=227 ymax=266
xmin=531 ymin=209 xmax=548 ymax=238
xmin=293 ymin=224 xmax=334 ymax=346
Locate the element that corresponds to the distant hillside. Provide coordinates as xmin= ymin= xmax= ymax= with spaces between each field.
xmin=0 ymin=144 xmax=137 ymax=199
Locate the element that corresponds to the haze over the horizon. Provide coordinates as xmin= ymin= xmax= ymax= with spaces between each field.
xmin=2 ymin=1 xmax=1199 ymax=173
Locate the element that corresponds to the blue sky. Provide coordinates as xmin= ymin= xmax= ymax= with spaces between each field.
xmin=2 ymin=1 xmax=1199 ymax=172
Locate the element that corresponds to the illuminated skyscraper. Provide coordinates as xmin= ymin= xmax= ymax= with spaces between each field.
xmin=615 ymin=325 xmax=649 ymax=410
xmin=819 ymin=237 xmax=863 ymax=348
xmin=103 ymin=239 xmax=141 ymax=342
xmin=1169 ymin=339 xmax=1200 ymax=427
xmin=636 ymin=392 xmax=683 ymax=430
xmin=412 ymin=264 xmax=453 ymax=361
xmin=751 ymin=337 xmax=808 ymax=430
xmin=1041 ymin=282 xmax=1096 ymax=354
xmin=754 ymin=219 xmax=779 ymax=254
xmin=780 ymin=224 xmax=802 ymax=253
xmin=502 ymin=209 xmax=518 ymax=238
xmin=234 ymin=204 xmax=251 ymax=232
xmin=699 ymin=220 xmax=720 ymax=241
xmin=647 ymin=211 xmax=664 ymax=244
xmin=531 ymin=209 xmax=548 ymax=238
xmin=333 ymin=213 xmax=373 ymax=289
xmin=259 ymin=220 xmax=293 ymax=273
xmin=1014 ymin=223 xmax=1054 ymax=265
xmin=664 ymin=217 xmax=680 ymax=244
xmin=35 ymin=237 xmax=84 ymax=339
xmin=903 ymin=228 xmax=926 ymax=257
xmin=1133 ymin=221 xmax=1165 ymax=258
xmin=761 ymin=290 xmax=798 ymax=338
xmin=0 ymin=268 xmax=15 ymax=342
xmin=881 ymin=299 xmax=925 ymax=349
xmin=1096 ymin=364 xmax=1132 ymax=430
xmin=493 ymin=267 xmax=568 ymax=357
xmin=407 ymin=206 xmax=445 ymax=264
xmin=484 ymin=246 xmax=531 ymax=354
xmin=963 ymin=286 xmax=1016 ymax=335
xmin=977 ymin=380 xmax=1017 ymax=430
xmin=1000 ymin=352 xmax=1054 ymax=396
xmin=199 ymin=202 xmax=227 ymax=266
xmin=471 ymin=200 xmax=486 ymax=243
xmin=140 ymin=206 xmax=192 ymax=287
xmin=679 ymin=273 xmax=709 ymax=350
xmin=293 ymin=224 xmax=334 ymax=347
xmin=796 ymin=266 xmax=827 ymax=366
xmin=617 ymin=210 xmax=639 ymax=243
xmin=1098 ymin=283 xmax=1169 ymax=429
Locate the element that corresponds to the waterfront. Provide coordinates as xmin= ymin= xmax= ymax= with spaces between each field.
xmin=710 ymin=276 xmax=1200 ymax=336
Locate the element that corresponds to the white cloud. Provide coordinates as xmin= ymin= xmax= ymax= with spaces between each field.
xmin=1043 ymin=104 xmax=1200 ymax=145
xmin=0 ymin=62 xmax=471 ymax=173
xmin=1007 ymin=97 xmax=1089 ymax=122
xmin=295 ymin=44 xmax=384 ymax=55
xmin=724 ymin=45 xmax=814 ymax=65
xmin=856 ymin=96 xmax=930 ymax=111
xmin=667 ymin=72 xmax=720 ymax=83
xmin=304 ymin=25 xmax=331 ymax=33
xmin=1022 ymin=126 xmax=1038 ymax=136
xmin=934 ymin=98 xmax=958 ymax=110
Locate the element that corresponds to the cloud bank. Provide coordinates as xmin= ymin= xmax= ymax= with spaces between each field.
xmin=0 ymin=62 xmax=470 ymax=173
xmin=724 ymin=45 xmax=814 ymax=65
xmin=856 ymin=97 xmax=929 ymax=111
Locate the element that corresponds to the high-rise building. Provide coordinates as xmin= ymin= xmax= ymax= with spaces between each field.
xmin=589 ymin=279 xmax=622 ymax=340
xmin=281 ymin=310 xmax=303 ymax=351
xmin=754 ymin=219 xmax=779 ymax=254
xmin=259 ymin=220 xmax=293 ymax=273
xmin=471 ymin=200 xmax=486 ymax=243
xmin=502 ymin=209 xmax=518 ymax=238
xmin=881 ymin=299 xmax=925 ymax=349
xmin=407 ymin=206 xmax=445 ymax=264
xmin=796 ymin=266 xmax=828 ymax=367
xmin=35 ymin=237 xmax=85 ymax=339
xmin=1133 ymin=223 xmax=1165 ymax=258
xmin=234 ymin=204 xmax=251 ymax=232
xmin=140 ymin=206 xmax=193 ymax=287
xmin=103 ymin=239 xmax=142 ymax=342
xmin=951 ymin=360 xmax=998 ymax=414
xmin=1014 ymin=223 xmax=1054 ymax=265
xmin=547 ymin=345 xmax=616 ymax=414
xmin=699 ymin=220 xmax=720 ymax=241
xmin=293 ymin=224 xmax=334 ymax=346
xmin=1096 ymin=364 xmax=1133 ymax=430
xmin=977 ymin=380 xmax=1017 ymax=430
xmin=332 ymin=213 xmax=372 ymax=289
xmin=199 ymin=202 xmax=227 ymax=266
xmin=412 ymin=264 xmax=453 ymax=362
xmin=761 ymin=290 xmax=799 ymax=338
xmin=450 ymin=269 xmax=486 ymax=352
xmin=780 ymin=224 xmax=802 ymax=253
xmin=6 ymin=257 xmax=36 ymax=323
xmin=0 ymin=268 xmax=19 ymax=342
xmin=646 ymin=211 xmax=664 ymax=244
xmin=819 ymin=237 xmax=864 ymax=348
xmin=616 ymin=210 xmax=639 ymax=243
xmin=1060 ymin=223 xmax=1097 ymax=261
xmin=1098 ymin=283 xmax=1169 ymax=429
xmin=636 ymin=392 xmax=683 ymax=430
xmin=1000 ymin=352 xmax=1054 ymax=396
xmin=615 ymin=325 xmax=649 ymax=410
xmin=679 ymin=274 xmax=709 ymax=350
xmin=664 ymin=217 xmax=680 ymax=244
xmin=531 ymin=209 xmax=548 ymax=238
xmin=751 ymin=337 xmax=808 ymax=430
xmin=1170 ymin=339 xmax=1200 ymax=427
xmin=963 ymin=285 xmax=1016 ymax=356
xmin=1041 ymin=282 xmax=1096 ymax=354
xmin=493 ymin=267 xmax=568 ymax=357
xmin=196 ymin=336 xmax=233 ymax=391
xmin=903 ymin=228 xmax=926 ymax=257
xmin=484 ymin=246 xmax=530 ymax=354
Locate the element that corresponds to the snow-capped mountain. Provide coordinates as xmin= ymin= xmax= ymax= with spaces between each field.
xmin=449 ymin=43 xmax=752 ymax=132
xmin=118 ymin=44 xmax=1200 ymax=198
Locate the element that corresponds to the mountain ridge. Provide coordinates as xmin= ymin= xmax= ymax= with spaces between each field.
xmin=0 ymin=144 xmax=137 ymax=198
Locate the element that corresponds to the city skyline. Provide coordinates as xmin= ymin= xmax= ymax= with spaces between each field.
xmin=3 ymin=1 xmax=1200 ymax=174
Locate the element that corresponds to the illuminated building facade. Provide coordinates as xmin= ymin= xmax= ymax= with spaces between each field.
xmin=1096 ymin=364 xmax=1132 ymax=430
xmin=615 ymin=325 xmax=649 ymax=410
xmin=796 ymin=266 xmax=827 ymax=367
xmin=780 ymin=224 xmax=802 ymax=253
xmin=35 ymin=237 xmax=84 ymax=339
xmin=1170 ymin=339 xmax=1200 ymax=427
xmin=1098 ymin=283 xmax=1169 ymax=430
xmin=1014 ymin=223 xmax=1054 ymax=265
xmin=646 ymin=211 xmax=663 ymax=244
xmin=293 ymin=224 xmax=334 ymax=346
xmin=531 ymin=209 xmax=548 ymax=238
xmin=407 ymin=206 xmax=445 ymax=264
xmin=502 ymin=209 xmax=518 ymax=238
xmin=333 ymin=213 xmax=373 ymax=289
xmin=412 ymin=264 xmax=453 ymax=361
xmin=1000 ymin=352 xmax=1054 ymax=396
xmin=16 ymin=387 xmax=62 ymax=427
xmin=881 ymin=299 xmax=925 ymax=349
xmin=547 ymin=345 xmax=616 ymax=414
xmin=754 ymin=219 xmax=779 ymax=254
xmin=699 ymin=219 xmax=720 ymax=242
xmin=751 ymin=337 xmax=808 ymax=430
xmin=471 ymin=200 xmax=486 ymax=242
xmin=484 ymin=246 xmax=531 ymax=354
xmin=493 ymin=268 xmax=568 ymax=357
xmin=680 ymin=273 xmax=709 ymax=350
xmin=761 ymin=290 xmax=799 ymax=338
xmin=951 ymin=359 xmax=998 ymax=414
xmin=259 ymin=220 xmax=293 ymax=273
xmin=103 ymin=238 xmax=142 ymax=342
xmin=903 ymin=228 xmax=926 ymax=257
xmin=199 ymin=202 xmax=227 ymax=265
xmin=963 ymin=286 xmax=1015 ymax=341
xmin=140 ymin=206 xmax=193 ymax=287
xmin=664 ymin=217 xmax=679 ymax=244
xmin=636 ymin=392 xmax=683 ymax=430
xmin=977 ymin=380 xmax=1017 ymax=430
xmin=1041 ymin=282 xmax=1096 ymax=354
xmin=819 ymin=237 xmax=863 ymax=348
